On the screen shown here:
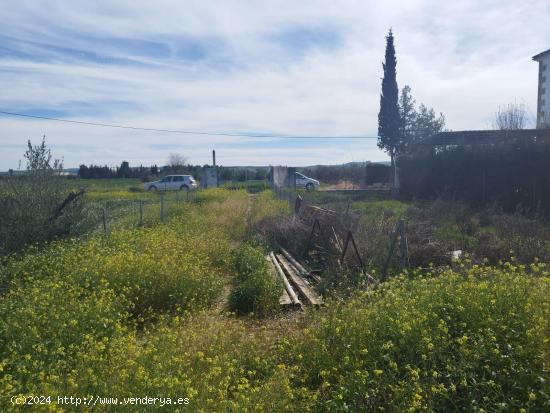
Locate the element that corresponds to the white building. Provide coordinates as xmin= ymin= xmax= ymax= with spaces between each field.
xmin=533 ymin=48 xmax=550 ymax=128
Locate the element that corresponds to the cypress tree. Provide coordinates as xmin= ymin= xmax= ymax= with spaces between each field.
xmin=377 ymin=29 xmax=401 ymax=183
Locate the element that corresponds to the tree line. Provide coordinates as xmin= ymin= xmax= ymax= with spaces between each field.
xmin=78 ymin=160 xmax=268 ymax=182
xmin=77 ymin=162 xmax=159 ymax=179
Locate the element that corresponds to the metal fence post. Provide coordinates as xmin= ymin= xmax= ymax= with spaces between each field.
xmin=398 ymin=219 xmax=409 ymax=271
xmin=294 ymin=195 xmax=302 ymax=215
xmin=382 ymin=225 xmax=398 ymax=281
xmin=102 ymin=207 xmax=107 ymax=236
xmin=139 ymin=200 xmax=143 ymax=226
xmin=160 ymin=194 xmax=164 ymax=221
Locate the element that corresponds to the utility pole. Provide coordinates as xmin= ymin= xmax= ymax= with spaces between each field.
xmin=212 ymin=150 xmax=219 ymax=187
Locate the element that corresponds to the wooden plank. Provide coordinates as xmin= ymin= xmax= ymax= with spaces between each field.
xmin=266 ymin=256 xmax=292 ymax=306
xmin=279 ymin=287 xmax=293 ymax=306
xmin=277 ymin=253 xmax=322 ymax=306
xmin=280 ymin=247 xmax=308 ymax=275
xmin=269 ymin=252 xmax=301 ymax=307
xmin=276 ymin=254 xmax=323 ymax=306
xmin=280 ymin=247 xmax=322 ymax=284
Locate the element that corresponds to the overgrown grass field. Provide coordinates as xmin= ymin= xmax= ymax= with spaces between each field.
xmin=0 ymin=182 xmax=549 ymax=412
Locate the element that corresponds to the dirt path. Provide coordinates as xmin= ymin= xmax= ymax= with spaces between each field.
xmin=246 ymin=193 xmax=258 ymax=233
xmin=215 ymin=193 xmax=259 ymax=313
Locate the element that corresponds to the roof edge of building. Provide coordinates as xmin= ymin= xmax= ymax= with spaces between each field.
xmin=533 ymin=48 xmax=550 ymax=61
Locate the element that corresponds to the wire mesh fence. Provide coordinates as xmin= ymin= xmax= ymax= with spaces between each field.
xmin=272 ymin=184 xmax=392 ymax=210
xmin=89 ymin=190 xmax=199 ymax=235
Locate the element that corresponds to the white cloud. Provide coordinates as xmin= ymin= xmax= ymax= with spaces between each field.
xmin=1 ymin=0 xmax=549 ymax=169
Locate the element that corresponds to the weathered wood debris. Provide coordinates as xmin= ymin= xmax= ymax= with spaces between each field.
xmin=267 ymin=250 xmax=323 ymax=309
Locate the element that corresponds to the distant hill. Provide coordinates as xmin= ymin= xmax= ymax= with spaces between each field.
xmin=0 ymin=167 xmax=80 ymax=177
xmin=303 ymin=161 xmax=390 ymax=169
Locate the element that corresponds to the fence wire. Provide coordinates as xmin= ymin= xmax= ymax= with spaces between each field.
xmin=89 ymin=190 xmax=199 ymax=235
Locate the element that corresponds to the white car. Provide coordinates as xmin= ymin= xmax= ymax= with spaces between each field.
xmin=295 ymin=172 xmax=320 ymax=191
xmin=144 ymin=175 xmax=198 ymax=191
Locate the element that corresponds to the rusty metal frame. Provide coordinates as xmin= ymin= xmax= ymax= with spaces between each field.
xmin=304 ymin=218 xmax=324 ymax=257
xmin=341 ymin=231 xmax=364 ymax=270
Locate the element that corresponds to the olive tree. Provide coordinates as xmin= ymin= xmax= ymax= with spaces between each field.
xmin=0 ymin=137 xmax=90 ymax=254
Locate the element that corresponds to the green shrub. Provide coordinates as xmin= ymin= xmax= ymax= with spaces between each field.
xmin=229 ymin=244 xmax=282 ymax=316
xmin=233 ymin=244 xmax=269 ymax=282
xmin=435 ymin=221 xmax=478 ymax=250
xmin=0 ymin=227 xmax=225 ymax=317
xmin=0 ymin=190 xmax=250 ymax=316
xmin=0 ymin=276 xmax=130 ymax=400
xmin=292 ymin=262 xmax=550 ymax=411
xmin=62 ymin=313 xmax=313 ymax=412
xmin=0 ymin=138 xmax=92 ymax=255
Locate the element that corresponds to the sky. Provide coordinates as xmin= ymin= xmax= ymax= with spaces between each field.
xmin=1 ymin=0 xmax=549 ymax=170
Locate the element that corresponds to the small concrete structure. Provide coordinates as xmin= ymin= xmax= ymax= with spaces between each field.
xmin=200 ymin=167 xmax=218 ymax=189
xmin=268 ymin=166 xmax=296 ymax=190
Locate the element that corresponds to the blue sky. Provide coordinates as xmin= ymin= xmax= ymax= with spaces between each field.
xmin=1 ymin=0 xmax=549 ymax=169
